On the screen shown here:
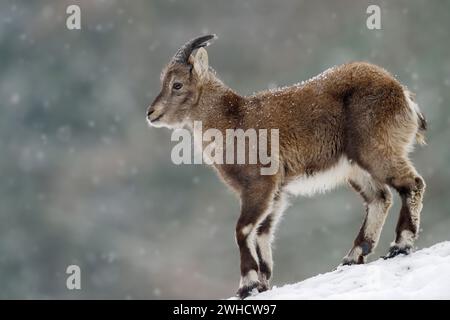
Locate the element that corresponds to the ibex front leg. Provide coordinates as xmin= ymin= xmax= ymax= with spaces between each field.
xmin=236 ymin=182 xmax=277 ymax=299
xmin=255 ymin=191 xmax=287 ymax=292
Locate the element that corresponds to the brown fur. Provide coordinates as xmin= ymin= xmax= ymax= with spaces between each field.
xmin=147 ymin=36 xmax=427 ymax=299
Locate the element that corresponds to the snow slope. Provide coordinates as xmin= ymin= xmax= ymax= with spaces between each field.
xmin=248 ymin=241 xmax=450 ymax=300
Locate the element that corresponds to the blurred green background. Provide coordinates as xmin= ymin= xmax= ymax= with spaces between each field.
xmin=0 ymin=0 xmax=449 ymax=299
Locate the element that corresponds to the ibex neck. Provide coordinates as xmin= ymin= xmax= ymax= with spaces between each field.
xmin=188 ymin=76 xmax=245 ymax=129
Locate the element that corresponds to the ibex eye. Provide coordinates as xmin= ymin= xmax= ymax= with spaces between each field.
xmin=172 ymin=82 xmax=183 ymax=90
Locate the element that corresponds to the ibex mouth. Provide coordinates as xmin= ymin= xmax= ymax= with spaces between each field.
xmin=149 ymin=113 xmax=164 ymax=124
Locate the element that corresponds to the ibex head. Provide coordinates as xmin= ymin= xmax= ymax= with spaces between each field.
xmin=147 ymin=34 xmax=217 ymax=128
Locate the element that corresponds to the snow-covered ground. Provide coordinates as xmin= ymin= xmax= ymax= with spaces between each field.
xmin=247 ymin=241 xmax=450 ymax=299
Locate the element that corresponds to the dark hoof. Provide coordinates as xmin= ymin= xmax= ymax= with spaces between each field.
xmin=383 ymin=245 xmax=412 ymax=260
xmin=236 ymin=282 xmax=260 ymax=299
xmin=257 ymin=274 xmax=270 ymax=293
xmin=342 ymin=255 xmax=365 ymax=266
xmin=342 ymin=259 xmax=357 ymax=266
xmin=257 ymin=281 xmax=270 ymax=293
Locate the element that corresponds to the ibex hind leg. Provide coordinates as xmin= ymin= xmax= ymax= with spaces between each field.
xmin=347 ymin=90 xmax=425 ymax=259
xmin=343 ymin=166 xmax=393 ymax=265
xmin=383 ymin=158 xmax=425 ymax=259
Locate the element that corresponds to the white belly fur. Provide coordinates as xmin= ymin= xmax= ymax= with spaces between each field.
xmin=285 ymin=157 xmax=353 ymax=197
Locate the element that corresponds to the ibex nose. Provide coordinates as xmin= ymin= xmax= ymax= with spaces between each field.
xmin=147 ymin=107 xmax=155 ymax=118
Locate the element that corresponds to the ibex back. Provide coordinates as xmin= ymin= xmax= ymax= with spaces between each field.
xmin=147 ymin=35 xmax=427 ymax=299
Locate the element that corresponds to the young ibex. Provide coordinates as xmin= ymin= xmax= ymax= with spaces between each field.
xmin=147 ymin=35 xmax=427 ymax=298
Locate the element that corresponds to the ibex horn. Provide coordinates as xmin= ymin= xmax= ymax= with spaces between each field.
xmin=172 ymin=34 xmax=217 ymax=64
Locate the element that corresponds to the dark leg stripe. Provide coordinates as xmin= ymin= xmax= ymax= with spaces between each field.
xmin=256 ymin=244 xmax=272 ymax=279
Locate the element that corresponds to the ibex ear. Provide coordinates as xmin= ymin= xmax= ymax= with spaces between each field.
xmin=189 ymin=47 xmax=209 ymax=81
